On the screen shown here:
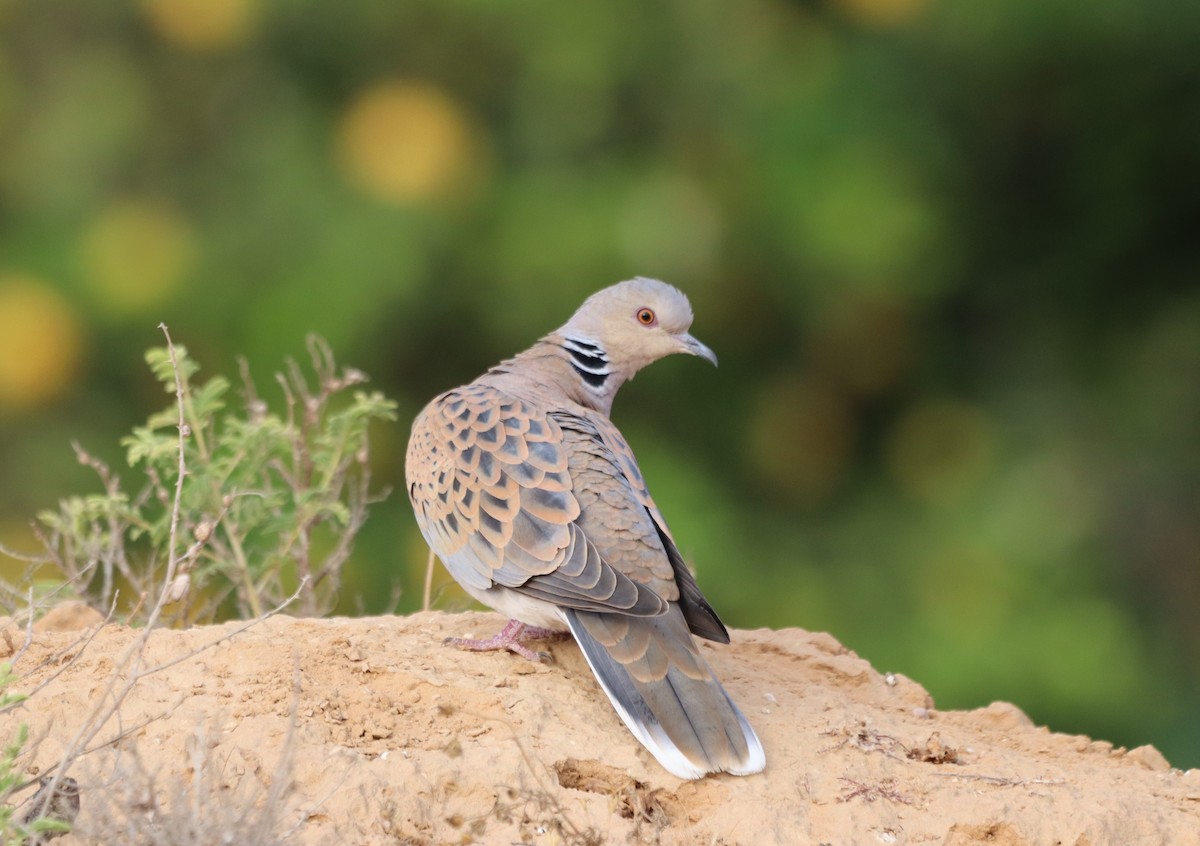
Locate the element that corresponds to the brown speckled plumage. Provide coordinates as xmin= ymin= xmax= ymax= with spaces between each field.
xmin=405 ymin=277 xmax=764 ymax=779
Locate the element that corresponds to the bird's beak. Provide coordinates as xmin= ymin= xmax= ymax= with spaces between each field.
xmin=678 ymin=333 xmax=718 ymax=367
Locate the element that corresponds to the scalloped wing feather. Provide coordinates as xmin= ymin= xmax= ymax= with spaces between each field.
xmin=406 ymin=384 xmax=665 ymax=616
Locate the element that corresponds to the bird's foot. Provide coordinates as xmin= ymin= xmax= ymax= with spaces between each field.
xmin=444 ymin=619 xmax=569 ymax=662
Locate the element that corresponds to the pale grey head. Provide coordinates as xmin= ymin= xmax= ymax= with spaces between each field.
xmin=558 ymin=277 xmax=717 ymax=383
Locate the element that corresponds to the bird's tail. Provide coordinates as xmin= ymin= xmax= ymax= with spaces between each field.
xmin=564 ymin=606 xmax=765 ymax=779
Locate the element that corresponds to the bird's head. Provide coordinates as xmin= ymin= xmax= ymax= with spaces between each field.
xmin=559 ymin=277 xmax=717 ymax=378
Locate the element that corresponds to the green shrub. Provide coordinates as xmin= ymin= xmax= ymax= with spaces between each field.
xmin=36 ymin=335 xmax=397 ymax=624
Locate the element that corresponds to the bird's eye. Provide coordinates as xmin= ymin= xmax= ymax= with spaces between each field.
xmin=636 ymin=308 xmax=657 ymax=326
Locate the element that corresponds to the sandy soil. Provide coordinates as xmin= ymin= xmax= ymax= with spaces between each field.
xmin=2 ymin=606 xmax=1197 ymax=845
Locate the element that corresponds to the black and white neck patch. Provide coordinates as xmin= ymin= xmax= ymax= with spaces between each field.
xmin=562 ymin=336 xmax=610 ymax=390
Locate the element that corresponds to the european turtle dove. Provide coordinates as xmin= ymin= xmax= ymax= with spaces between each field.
xmin=405 ymin=277 xmax=765 ymax=779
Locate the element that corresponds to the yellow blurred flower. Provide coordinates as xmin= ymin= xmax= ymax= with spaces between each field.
xmin=0 ymin=274 xmax=83 ymax=410
xmin=335 ymin=80 xmax=479 ymax=205
xmin=140 ymin=0 xmax=260 ymax=51
xmin=80 ymin=198 xmax=195 ymax=317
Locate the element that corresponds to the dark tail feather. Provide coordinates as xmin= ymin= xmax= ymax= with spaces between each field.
xmin=564 ymin=606 xmax=765 ymax=779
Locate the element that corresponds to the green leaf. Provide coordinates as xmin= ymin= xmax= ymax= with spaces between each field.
xmin=121 ymin=427 xmax=178 ymax=467
xmin=146 ymin=408 xmax=179 ymax=431
xmin=145 ymin=345 xmax=199 ymax=391
xmin=192 ymin=376 xmax=230 ymax=421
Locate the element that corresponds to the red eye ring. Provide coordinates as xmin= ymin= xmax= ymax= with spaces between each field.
xmin=636 ymin=307 xmax=657 ymax=326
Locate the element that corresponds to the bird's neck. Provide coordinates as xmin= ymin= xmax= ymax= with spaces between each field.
xmin=485 ymin=334 xmax=624 ymax=415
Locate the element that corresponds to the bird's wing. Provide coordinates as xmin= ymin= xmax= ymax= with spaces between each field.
xmin=405 ymin=383 xmax=666 ymax=616
xmin=568 ymin=412 xmax=730 ymax=643
xmin=536 ymin=410 xmax=761 ymax=778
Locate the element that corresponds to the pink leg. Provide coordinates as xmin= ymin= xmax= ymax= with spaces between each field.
xmin=444 ymin=619 xmax=569 ymax=662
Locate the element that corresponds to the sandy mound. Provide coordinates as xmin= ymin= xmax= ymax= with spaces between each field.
xmin=2 ymin=610 xmax=1197 ymax=845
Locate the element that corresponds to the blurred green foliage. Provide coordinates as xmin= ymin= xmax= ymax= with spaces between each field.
xmin=35 ymin=337 xmax=395 ymax=622
xmin=0 ymin=0 xmax=1197 ymax=767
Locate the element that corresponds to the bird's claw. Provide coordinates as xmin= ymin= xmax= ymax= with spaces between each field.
xmin=442 ymin=620 xmax=564 ymax=663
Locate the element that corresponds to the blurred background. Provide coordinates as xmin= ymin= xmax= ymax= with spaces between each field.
xmin=1 ymin=0 xmax=1197 ymax=767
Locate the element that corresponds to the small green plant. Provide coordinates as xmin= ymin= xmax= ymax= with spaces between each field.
xmin=0 ymin=665 xmax=29 ymax=826
xmin=0 ymin=718 xmax=29 ymax=845
xmin=1 ymin=666 xmax=77 ymax=846
xmin=35 ymin=334 xmax=397 ymax=623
